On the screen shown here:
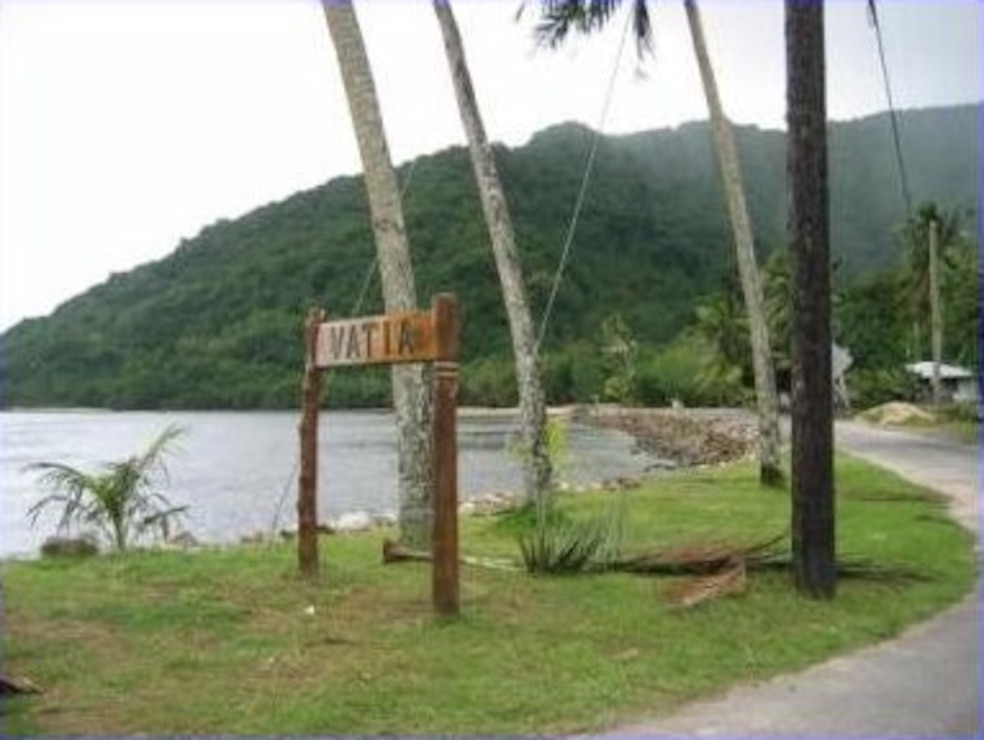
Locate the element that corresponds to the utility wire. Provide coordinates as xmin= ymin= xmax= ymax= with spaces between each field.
xmin=867 ymin=0 xmax=913 ymax=216
xmin=345 ymin=161 xmax=421 ymax=318
xmin=535 ymin=10 xmax=633 ymax=353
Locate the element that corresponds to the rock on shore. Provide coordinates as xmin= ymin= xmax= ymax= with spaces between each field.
xmin=579 ymin=406 xmax=758 ymax=467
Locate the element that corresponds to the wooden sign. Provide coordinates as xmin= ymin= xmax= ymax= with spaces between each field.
xmin=297 ymin=294 xmax=460 ymax=618
xmin=314 ymin=310 xmax=438 ymax=368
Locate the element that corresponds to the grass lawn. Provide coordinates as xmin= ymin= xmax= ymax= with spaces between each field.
xmin=1 ymin=455 xmax=976 ymax=735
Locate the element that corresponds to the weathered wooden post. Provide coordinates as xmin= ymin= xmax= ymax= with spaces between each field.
xmin=431 ymin=294 xmax=460 ymax=616
xmin=298 ymin=307 xmax=325 ymax=578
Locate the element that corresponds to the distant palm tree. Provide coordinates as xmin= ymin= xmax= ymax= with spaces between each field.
xmin=902 ymin=201 xmax=964 ymax=403
xmin=433 ymin=0 xmax=552 ymax=502
xmin=763 ymin=248 xmax=793 ymax=386
xmin=532 ymin=0 xmax=783 ymax=485
xmin=26 ymin=425 xmax=187 ymax=552
xmin=694 ymin=286 xmax=749 ymax=385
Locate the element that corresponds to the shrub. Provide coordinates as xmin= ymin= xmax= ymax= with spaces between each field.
xmin=26 ymin=425 xmax=189 ymax=552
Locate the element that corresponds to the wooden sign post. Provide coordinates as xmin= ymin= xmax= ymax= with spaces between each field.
xmin=430 ymin=295 xmax=460 ymax=616
xmin=297 ymin=307 xmax=326 ymax=578
xmin=297 ymin=294 xmax=460 ymax=616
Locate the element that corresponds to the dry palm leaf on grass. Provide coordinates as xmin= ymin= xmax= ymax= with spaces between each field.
xmin=620 ymin=536 xmax=777 ymax=609
xmin=382 ymin=531 xmax=922 ymax=611
xmin=0 ymin=674 xmax=43 ymax=695
xmin=661 ymin=559 xmax=747 ymax=609
xmin=611 ymin=534 xmax=787 ymax=575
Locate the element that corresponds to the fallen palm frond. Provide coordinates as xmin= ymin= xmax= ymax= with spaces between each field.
xmin=612 ymin=534 xmax=787 ymax=575
xmin=383 ymin=528 xmax=928 ymax=598
xmin=0 ymin=674 xmax=43 ymax=695
xmin=381 ymin=539 xmax=520 ymax=571
xmin=833 ymin=559 xmax=931 ymax=582
xmin=662 ymin=559 xmax=747 ymax=609
xmin=751 ymin=554 xmax=932 ymax=583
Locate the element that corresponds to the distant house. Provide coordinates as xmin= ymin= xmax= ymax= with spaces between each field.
xmin=905 ymin=361 xmax=979 ymax=403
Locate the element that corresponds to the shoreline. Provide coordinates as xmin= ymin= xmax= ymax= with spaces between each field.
xmin=4 ymin=406 xmax=759 ymax=560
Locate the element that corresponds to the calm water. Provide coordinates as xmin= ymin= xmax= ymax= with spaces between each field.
xmin=0 ymin=410 xmax=655 ymax=559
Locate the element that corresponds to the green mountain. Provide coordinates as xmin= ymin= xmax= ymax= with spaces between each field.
xmin=1 ymin=104 xmax=977 ymax=409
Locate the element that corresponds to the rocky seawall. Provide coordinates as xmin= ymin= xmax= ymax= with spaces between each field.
xmin=576 ymin=405 xmax=759 ymax=468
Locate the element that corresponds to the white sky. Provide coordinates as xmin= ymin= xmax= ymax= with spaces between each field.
xmin=1 ymin=0 xmax=980 ymax=332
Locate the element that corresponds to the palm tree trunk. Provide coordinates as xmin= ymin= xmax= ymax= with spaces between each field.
xmin=929 ymin=218 xmax=943 ymax=405
xmin=786 ymin=0 xmax=836 ymax=598
xmin=432 ymin=0 xmax=552 ymax=501
xmin=684 ymin=0 xmax=782 ymax=487
xmin=112 ymin=516 xmax=127 ymax=552
xmin=322 ymin=1 xmax=433 ymax=548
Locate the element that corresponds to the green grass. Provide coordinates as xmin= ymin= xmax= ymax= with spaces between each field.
xmin=1 ymin=455 xmax=976 ymax=735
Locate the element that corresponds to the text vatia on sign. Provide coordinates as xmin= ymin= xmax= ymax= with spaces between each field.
xmin=314 ymin=310 xmax=438 ymax=368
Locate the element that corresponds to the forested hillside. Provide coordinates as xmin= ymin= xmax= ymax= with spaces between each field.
xmin=1 ymin=105 xmax=977 ymax=409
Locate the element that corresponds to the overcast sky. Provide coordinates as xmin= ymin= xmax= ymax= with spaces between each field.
xmin=1 ymin=0 xmax=980 ymax=332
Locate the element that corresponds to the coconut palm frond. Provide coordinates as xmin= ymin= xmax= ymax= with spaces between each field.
xmin=629 ymin=0 xmax=653 ymax=54
xmin=133 ymin=424 xmax=185 ymax=482
xmin=25 ymin=462 xmax=99 ymax=532
xmin=27 ymin=492 xmax=74 ymax=530
xmin=533 ymin=0 xmax=653 ymax=56
xmin=662 ymin=559 xmax=747 ymax=609
xmin=614 ymin=534 xmax=787 ymax=575
xmin=25 ymin=461 xmax=95 ymax=499
xmin=902 ymin=201 xmax=967 ymax=319
xmin=139 ymin=505 xmax=189 ymax=541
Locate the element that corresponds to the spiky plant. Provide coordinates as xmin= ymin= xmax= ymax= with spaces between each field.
xmin=26 ymin=425 xmax=188 ymax=552
xmin=518 ymin=491 xmax=627 ymax=575
xmin=518 ymin=518 xmax=609 ymax=574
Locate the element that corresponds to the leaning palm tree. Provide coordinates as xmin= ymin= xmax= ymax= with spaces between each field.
xmin=26 ymin=425 xmax=187 ymax=552
xmin=533 ymin=0 xmax=783 ymax=485
xmin=432 ymin=0 xmax=552 ymax=503
xmin=321 ymin=0 xmax=433 ymax=549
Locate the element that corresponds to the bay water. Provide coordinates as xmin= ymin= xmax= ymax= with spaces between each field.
xmin=0 ymin=410 xmax=655 ymax=559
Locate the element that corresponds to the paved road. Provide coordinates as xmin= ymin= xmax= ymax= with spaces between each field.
xmin=595 ymin=420 xmax=980 ymax=738
xmin=835 ymin=421 xmax=979 ymax=534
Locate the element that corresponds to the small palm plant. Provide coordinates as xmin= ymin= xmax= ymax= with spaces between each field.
xmin=26 ymin=425 xmax=188 ymax=552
